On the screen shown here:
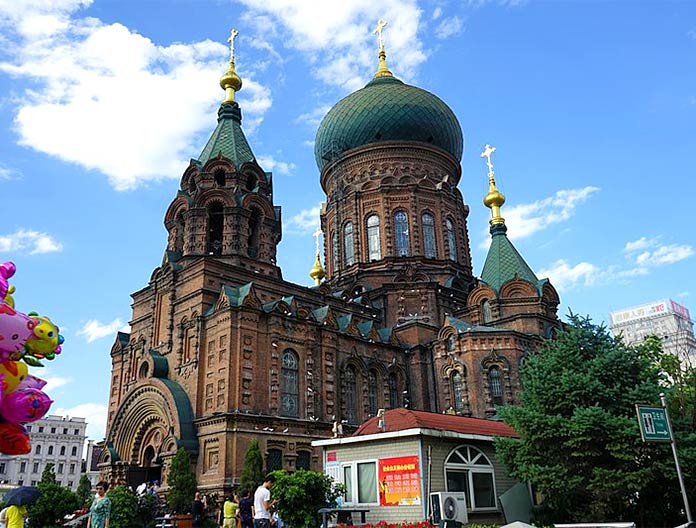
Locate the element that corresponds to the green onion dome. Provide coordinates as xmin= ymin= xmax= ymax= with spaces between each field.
xmin=314 ymin=75 xmax=463 ymax=170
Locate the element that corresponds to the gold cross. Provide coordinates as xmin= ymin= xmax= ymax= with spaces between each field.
xmin=374 ymin=19 xmax=388 ymax=51
xmin=312 ymin=228 xmax=323 ymax=254
xmin=480 ymin=144 xmax=496 ymax=174
xmin=227 ymin=28 xmax=239 ymax=62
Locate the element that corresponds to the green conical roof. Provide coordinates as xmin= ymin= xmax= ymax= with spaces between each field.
xmin=481 ymin=223 xmax=540 ymax=294
xmin=198 ymin=103 xmax=255 ymax=167
xmin=314 ymin=75 xmax=463 ymax=169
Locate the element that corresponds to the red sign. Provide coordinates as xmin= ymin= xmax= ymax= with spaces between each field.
xmin=327 ymin=451 xmax=337 ymax=462
xmin=378 ymin=456 xmax=421 ymax=506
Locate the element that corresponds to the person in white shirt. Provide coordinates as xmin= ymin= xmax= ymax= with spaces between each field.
xmin=253 ymin=474 xmax=276 ymax=528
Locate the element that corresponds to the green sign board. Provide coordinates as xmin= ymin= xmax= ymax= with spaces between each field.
xmin=636 ymin=405 xmax=671 ymax=442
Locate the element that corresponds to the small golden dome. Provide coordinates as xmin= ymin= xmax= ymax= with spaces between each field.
xmin=309 ymin=253 xmax=326 ymax=285
xmin=484 ymin=188 xmax=505 ymax=209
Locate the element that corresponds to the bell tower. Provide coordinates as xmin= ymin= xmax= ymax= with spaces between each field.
xmin=162 ymin=29 xmax=281 ymax=277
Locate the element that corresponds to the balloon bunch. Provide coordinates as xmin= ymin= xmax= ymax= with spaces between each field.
xmin=0 ymin=262 xmax=64 ymax=455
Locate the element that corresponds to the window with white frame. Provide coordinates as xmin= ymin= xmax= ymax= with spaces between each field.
xmin=366 ymin=214 xmax=381 ymax=261
xmin=341 ymin=460 xmax=378 ymax=505
xmin=444 ymin=445 xmax=497 ymax=511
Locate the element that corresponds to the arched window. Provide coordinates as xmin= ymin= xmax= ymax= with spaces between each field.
xmin=71 ymin=446 xmax=78 ymax=456
xmin=388 ymin=373 xmax=399 ymax=408
xmin=174 ymin=212 xmax=185 ymax=253
xmin=366 ymin=215 xmax=381 ymax=261
xmin=247 ymin=207 xmax=262 ymax=257
xmin=48 ymin=445 xmax=54 ymax=455
xmin=60 ymin=445 xmax=66 ymax=456
xmin=344 ymin=223 xmax=355 ymax=266
xmin=297 ymin=451 xmax=311 ymax=470
xmin=281 ymin=349 xmax=299 ymax=417
xmin=446 ymin=218 xmax=457 ymax=261
xmin=207 ymin=203 xmax=224 ymax=255
xmin=482 ymin=300 xmax=493 ymax=324
xmin=489 ymin=367 xmax=503 ymax=405
xmin=332 ymin=231 xmax=339 ymax=271
xmin=422 ymin=213 xmax=436 ymax=258
xmin=394 ymin=211 xmax=410 ymax=256
xmin=451 ymin=371 xmax=466 ymax=414
xmin=345 ymin=366 xmax=358 ymax=424
xmin=447 ymin=334 xmax=456 ymax=352
xmin=445 ymin=445 xmax=497 ymax=510
xmin=214 ymin=169 xmax=226 ymax=187
xmin=35 ymin=444 xmax=41 ymax=455
xmin=368 ymin=370 xmax=379 ymax=416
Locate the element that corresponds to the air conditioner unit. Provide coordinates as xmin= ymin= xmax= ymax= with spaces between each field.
xmin=430 ymin=492 xmax=468 ymax=525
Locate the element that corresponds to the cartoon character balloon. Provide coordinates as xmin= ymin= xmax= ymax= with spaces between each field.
xmin=0 ymin=261 xmax=63 ymax=455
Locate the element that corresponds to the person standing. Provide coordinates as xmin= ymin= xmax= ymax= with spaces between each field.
xmin=253 ymin=475 xmax=276 ymax=528
xmin=87 ymin=481 xmax=111 ymax=528
xmin=221 ymin=494 xmax=238 ymax=528
xmin=192 ymin=491 xmax=206 ymax=528
xmin=4 ymin=505 xmax=27 ymax=528
xmin=238 ymin=489 xmax=254 ymax=528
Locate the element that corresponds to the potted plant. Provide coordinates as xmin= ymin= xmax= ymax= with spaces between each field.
xmin=166 ymin=448 xmax=197 ymax=528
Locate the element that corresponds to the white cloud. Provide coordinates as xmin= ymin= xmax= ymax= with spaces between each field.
xmin=537 ymin=259 xmax=599 ymax=291
xmin=39 ymin=366 xmax=73 ymax=394
xmin=0 ymin=163 xmax=20 ymax=180
xmin=286 ymin=204 xmax=322 ymax=234
xmin=236 ymin=0 xmax=427 ymax=90
xmin=296 ymin=104 xmax=333 ymax=128
xmin=677 ymin=291 xmax=690 ymax=298
xmin=77 ymin=318 xmax=125 ymax=343
xmin=0 ymin=228 xmax=63 ymax=254
xmin=435 ymin=16 xmax=464 ymax=40
xmin=635 ymin=244 xmax=694 ymax=267
xmin=54 ymin=402 xmax=108 ymax=440
xmin=432 ymin=7 xmax=443 ymax=20
xmin=0 ymin=4 xmax=273 ymax=190
xmin=480 ymin=186 xmax=599 ymax=247
xmin=256 ymin=154 xmax=296 ymax=175
xmin=623 ymin=236 xmax=656 ymax=253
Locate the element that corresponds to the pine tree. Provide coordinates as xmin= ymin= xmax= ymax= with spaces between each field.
xmin=76 ymin=474 xmax=92 ymax=506
xmin=166 ymin=448 xmax=197 ymax=514
xmin=239 ymin=439 xmax=264 ymax=495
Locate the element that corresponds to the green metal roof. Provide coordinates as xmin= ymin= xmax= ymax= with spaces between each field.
xmin=197 ymin=103 xmax=255 ymax=167
xmin=314 ymin=75 xmax=463 ymax=169
xmin=480 ymin=223 xmax=541 ymax=294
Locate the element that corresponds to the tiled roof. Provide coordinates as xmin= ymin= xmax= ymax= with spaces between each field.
xmin=198 ymin=103 xmax=255 ymax=167
xmin=481 ymin=223 xmax=541 ymax=294
xmin=353 ymin=408 xmax=518 ymax=438
xmin=315 ymin=76 xmax=463 ymax=169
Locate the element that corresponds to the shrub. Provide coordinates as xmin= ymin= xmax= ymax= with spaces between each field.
xmin=107 ymin=486 xmax=139 ymax=528
xmin=167 ymin=447 xmax=197 ymax=513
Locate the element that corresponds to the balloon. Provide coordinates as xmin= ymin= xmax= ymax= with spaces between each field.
xmin=0 ymin=304 xmax=37 ymax=363
xmin=0 ymin=421 xmax=31 ymax=455
xmin=24 ymin=314 xmax=63 ymax=360
xmin=0 ymin=262 xmax=15 ymax=300
xmin=0 ymin=388 xmax=53 ymax=423
xmin=0 ymin=360 xmax=29 ymax=396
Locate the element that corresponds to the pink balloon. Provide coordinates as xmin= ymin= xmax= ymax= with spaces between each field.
xmin=0 ymin=262 xmax=15 ymax=300
xmin=0 ymin=388 xmax=53 ymax=423
xmin=0 ymin=303 xmax=36 ymax=362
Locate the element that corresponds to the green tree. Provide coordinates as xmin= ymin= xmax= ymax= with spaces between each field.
xmin=107 ymin=486 xmax=139 ymax=528
xmin=167 ymin=447 xmax=197 ymax=513
xmin=270 ymin=470 xmax=345 ymax=528
xmin=495 ymin=314 xmax=691 ymax=526
xmin=239 ymin=439 xmax=264 ymax=494
xmin=137 ymin=492 xmax=161 ymax=528
xmin=28 ymin=464 xmax=80 ymax=527
xmin=76 ymin=474 xmax=92 ymax=506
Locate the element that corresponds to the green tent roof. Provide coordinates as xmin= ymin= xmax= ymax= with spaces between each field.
xmin=481 ymin=223 xmax=541 ymax=294
xmin=197 ymin=103 xmax=255 ymax=167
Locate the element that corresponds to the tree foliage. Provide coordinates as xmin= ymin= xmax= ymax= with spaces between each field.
xmin=495 ymin=314 xmax=695 ymax=526
xmin=240 ymin=439 xmax=264 ymax=495
xmin=167 ymin=447 xmax=197 ymax=513
xmin=270 ymin=470 xmax=344 ymax=528
xmin=76 ymin=474 xmax=92 ymax=506
xmin=107 ymin=486 xmax=139 ymax=528
xmin=28 ymin=464 xmax=80 ymax=528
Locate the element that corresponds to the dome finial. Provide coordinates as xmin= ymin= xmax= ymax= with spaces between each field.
xmin=481 ymin=144 xmax=506 ymax=225
xmin=309 ymin=228 xmax=326 ymax=285
xmin=373 ymin=19 xmax=393 ymax=79
xmin=220 ymin=28 xmax=243 ymax=104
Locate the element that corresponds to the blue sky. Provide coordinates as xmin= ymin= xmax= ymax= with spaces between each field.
xmin=1 ymin=0 xmax=694 ymax=441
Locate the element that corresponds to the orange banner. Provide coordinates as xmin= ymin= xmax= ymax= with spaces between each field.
xmin=378 ymin=455 xmax=421 ymax=506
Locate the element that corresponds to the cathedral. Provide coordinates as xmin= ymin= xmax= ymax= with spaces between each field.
xmin=100 ymin=28 xmax=560 ymax=495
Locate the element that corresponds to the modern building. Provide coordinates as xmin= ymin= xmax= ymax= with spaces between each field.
xmin=83 ymin=440 xmax=105 ymax=488
xmin=0 ymin=415 xmax=86 ymax=489
xmin=610 ymin=299 xmax=696 ymax=360
xmin=100 ymin=29 xmax=560 ymax=501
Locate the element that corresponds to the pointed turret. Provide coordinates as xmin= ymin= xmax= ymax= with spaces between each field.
xmin=372 ymin=19 xmax=394 ymax=79
xmin=479 ymin=145 xmax=541 ymax=293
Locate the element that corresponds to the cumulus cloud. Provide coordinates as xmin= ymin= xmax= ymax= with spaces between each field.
xmin=54 ymin=402 xmax=109 ymax=440
xmin=286 ymin=204 xmax=322 ymax=234
xmin=77 ymin=318 xmax=126 ymax=343
xmin=256 ymin=154 xmax=296 ymax=175
xmin=435 ymin=16 xmax=464 ymax=40
xmin=296 ymin=104 xmax=333 ymax=128
xmin=537 ymin=259 xmax=599 ymax=291
xmin=0 ymin=2 xmax=273 ymax=191
xmin=236 ymin=0 xmax=427 ymax=91
xmin=623 ymin=236 xmax=693 ymax=267
xmin=480 ymin=186 xmax=599 ymax=247
xmin=0 ymin=228 xmax=63 ymax=254
xmin=0 ymin=164 xmax=20 ymax=180
xmin=40 ymin=366 xmax=73 ymax=394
